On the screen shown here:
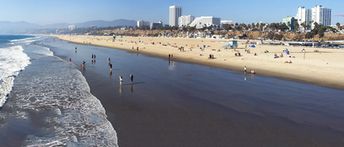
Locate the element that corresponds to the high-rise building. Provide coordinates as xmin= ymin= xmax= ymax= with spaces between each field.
xmin=295 ymin=5 xmax=331 ymax=30
xmin=178 ymin=15 xmax=195 ymax=27
xmin=296 ymin=6 xmax=312 ymax=30
xmin=169 ymin=5 xmax=182 ymax=27
xmin=312 ymin=5 xmax=331 ymax=28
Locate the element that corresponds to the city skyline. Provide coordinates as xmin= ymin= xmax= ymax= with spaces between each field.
xmin=0 ymin=0 xmax=343 ymax=25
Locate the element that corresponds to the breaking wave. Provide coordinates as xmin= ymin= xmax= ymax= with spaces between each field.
xmin=0 ymin=45 xmax=30 ymax=107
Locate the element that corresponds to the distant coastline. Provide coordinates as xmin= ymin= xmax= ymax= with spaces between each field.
xmin=55 ymin=35 xmax=344 ymax=89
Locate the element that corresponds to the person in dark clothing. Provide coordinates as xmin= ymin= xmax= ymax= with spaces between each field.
xmin=130 ymin=74 xmax=134 ymax=83
xmin=109 ymin=63 xmax=113 ymax=71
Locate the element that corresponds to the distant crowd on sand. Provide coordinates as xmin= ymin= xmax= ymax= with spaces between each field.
xmin=75 ymin=36 xmax=261 ymax=75
xmin=112 ymin=36 xmax=300 ymax=67
xmin=71 ymin=47 xmax=135 ymax=85
xmin=68 ymin=36 xmax=318 ymax=78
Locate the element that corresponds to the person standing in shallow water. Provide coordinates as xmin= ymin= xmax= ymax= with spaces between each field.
xmin=130 ymin=74 xmax=134 ymax=83
xmin=109 ymin=63 xmax=113 ymax=71
xmin=81 ymin=61 xmax=86 ymax=70
xmin=119 ymin=76 xmax=123 ymax=84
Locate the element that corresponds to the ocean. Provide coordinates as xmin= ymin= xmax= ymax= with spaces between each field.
xmin=0 ymin=35 xmax=118 ymax=146
xmin=0 ymin=35 xmax=32 ymax=107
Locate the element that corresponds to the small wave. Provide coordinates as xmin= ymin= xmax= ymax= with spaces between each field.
xmin=0 ymin=45 xmax=31 ymax=107
xmin=10 ymin=36 xmax=41 ymax=45
xmin=30 ymin=46 xmax=54 ymax=57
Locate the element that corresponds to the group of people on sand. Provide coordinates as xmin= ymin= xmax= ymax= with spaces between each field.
xmin=91 ymin=54 xmax=97 ymax=64
xmin=119 ymin=74 xmax=134 ymax=84
xmin=168 ymin=54 xmax=174 ymax=60
xmin=106 ymin=57 xmax=134 ymax=84
xmin=72 ymin=47 xmax=136 ymax=84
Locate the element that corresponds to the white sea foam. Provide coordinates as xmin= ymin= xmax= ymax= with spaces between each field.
xmin=0 ymin=45 xmax=31 ymax=107
xmin=30 ymin=46 xmax=54 ymax=57
xmin=10 ymin=36 xmax=41 ymax=45
xmin=6 ymin=56 xmax=118 ymax=146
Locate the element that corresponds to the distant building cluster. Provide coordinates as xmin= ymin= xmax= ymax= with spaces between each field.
xmin=68 ymin=25 xmax=77 ymax=31
xmin=283 ymin=5 xmax=332 ymax=31
xmin=169 ymin=5 xmax=225 ymax=29
xmin=136 ymin=5 xmax=232 ymax=30
xmin=135 ymin=4 xmax=333 ymax=31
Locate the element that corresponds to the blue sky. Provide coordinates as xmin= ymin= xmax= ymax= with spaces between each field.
xmin=0 ymin=0 xmax=343 ymax=25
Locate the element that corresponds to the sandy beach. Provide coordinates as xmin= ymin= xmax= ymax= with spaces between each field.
xmin=55 ymin=35 xmax=344 ymax=88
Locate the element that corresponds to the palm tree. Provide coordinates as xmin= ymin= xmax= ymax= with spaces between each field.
xmin=336 ymin=22 xmax=341 ymax=29
xmin=301 ymin=22 xmax=307 ymax=30
xmin=293 ymin=21 xmax=299 ymax=32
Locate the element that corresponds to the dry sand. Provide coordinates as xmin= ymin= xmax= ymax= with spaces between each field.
xmin=55 ymin=35 xmax=344 ymax=89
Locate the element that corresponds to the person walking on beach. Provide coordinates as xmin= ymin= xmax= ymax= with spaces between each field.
xmin=75 ymin=47 xmax=78 ymax=53
xmin=243 ymin=66 xmax=247 ymax=73
xmin=130 ymin=74 xmax=134 ymax=83
xmin=81 ymin=61 xmax=86 ymax=70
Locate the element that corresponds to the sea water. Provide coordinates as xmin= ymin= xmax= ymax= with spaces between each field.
xmin=0 ymin=35 xmax=118 ymax=146
xmin=0 ymin=35 xmax=32 ymax=107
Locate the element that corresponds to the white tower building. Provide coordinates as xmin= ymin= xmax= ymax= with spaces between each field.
xmin=169 ymin=5 xmax=182 ymax=27
xmin=295 ymin=6 xmax=312 ymax=30
xmin=311 ymin=5 xmax=331 ymax=28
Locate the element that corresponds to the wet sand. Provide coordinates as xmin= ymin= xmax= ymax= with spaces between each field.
xmin=42 ymin=38 xmax=344 ymax=147
xmin=56 ymin=35 xmax=344 ymax=89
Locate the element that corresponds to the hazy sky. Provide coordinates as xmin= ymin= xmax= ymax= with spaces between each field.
xmin=0 ymin=0 xmax=343 ymax=25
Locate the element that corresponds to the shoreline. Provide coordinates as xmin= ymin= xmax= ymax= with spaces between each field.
xmin=55 ymin=35 xmax=344 ymax=89
xmin=42 ymin=37 xmax=344 ymax=147
xmin=1 ymin=55 xmax=118 ymax=146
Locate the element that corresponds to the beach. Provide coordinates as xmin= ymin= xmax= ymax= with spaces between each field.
xmin=2 ymin=36 xmax=344 ymax=146
xmin=56 ymin=35 xmax=344 ymax=89
xmin=40 ymin=37 xmax=344 ymax=147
